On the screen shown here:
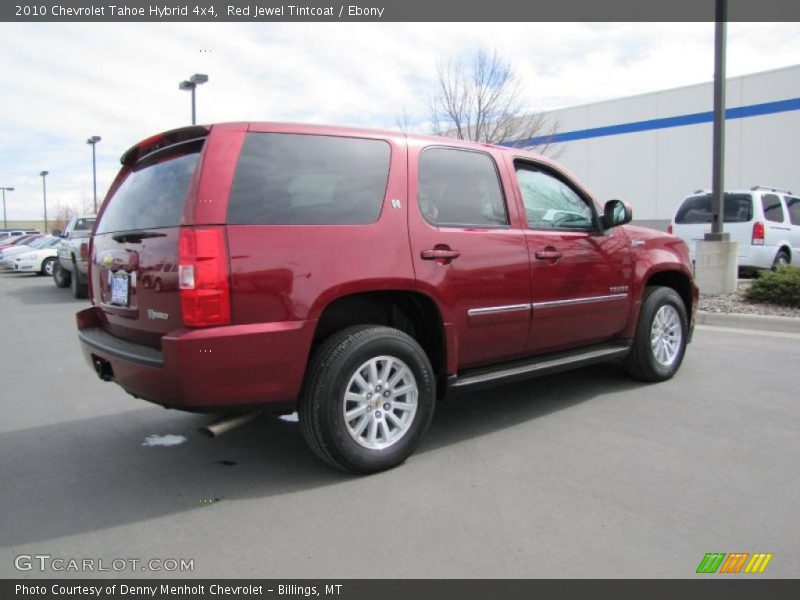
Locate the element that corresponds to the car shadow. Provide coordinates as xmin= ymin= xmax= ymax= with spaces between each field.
xmin=0 ymin=363 xmax=645 ymax=547
xmin=3 ymin=274 xmax=87 ymax=305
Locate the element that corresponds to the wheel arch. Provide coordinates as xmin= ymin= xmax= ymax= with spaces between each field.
xmin=624 ymin=268 xmax=696 ymax=339
xmin=644 ymin=270 xmax=695 ymax=316
xmin=311 ymin=290 xmax=447 ymax=389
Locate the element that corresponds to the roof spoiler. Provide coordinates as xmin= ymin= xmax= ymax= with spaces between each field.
xmin=121 ymin=125 xmax=210 ymax=166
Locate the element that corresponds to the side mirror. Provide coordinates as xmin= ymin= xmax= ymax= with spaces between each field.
xmin=602 ymin=199 xmax=632 ymax=229
xmin=51 ymin=229 xmax=62 ymax=238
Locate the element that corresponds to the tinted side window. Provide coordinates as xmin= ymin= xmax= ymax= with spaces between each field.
xmin=785 ymin=197 xmax=800 ymax=226
xmin=228 ymin=133 xmax=390 ymax=225
xmin=515 ymin=166 xmax=594 ymax=230
xmin=418 ymin=148 xmax=508 ymax=227
xmin=761 ymin=194 xmax=785 ymax=223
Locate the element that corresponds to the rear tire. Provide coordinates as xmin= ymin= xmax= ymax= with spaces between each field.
xmin=772 ymin=250 xmax=790 ymax=270
xmin=71 ymin=262 xmax=88 ymax=299
xmin=53 ymin=261 xmax=71 ymax=288
xmin=624 ymin=286 xmax=688 ymax=382
xmin=299 ymin=325 xmax=436 ymax=474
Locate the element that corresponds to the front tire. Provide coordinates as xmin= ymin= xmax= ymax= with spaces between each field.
xmin=299 ymin=325 xmax=436 ymax=474
xmin=40 ymin=257 xmax=56 ymax=276
xmin=624 ymin=286 xmax=688 ymax=382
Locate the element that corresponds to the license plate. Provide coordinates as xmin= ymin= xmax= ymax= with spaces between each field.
xmin=110 ymin=271 xmax=130 ymax=306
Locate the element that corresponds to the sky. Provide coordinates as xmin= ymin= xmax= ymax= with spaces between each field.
xmin=0 ymin=21 xmax=798 ymax=221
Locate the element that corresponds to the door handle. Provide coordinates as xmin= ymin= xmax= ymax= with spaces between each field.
xmin=421 ymin=248 xmax=461 ymax=260
xmin=535 ymin=249 xmax=563 ymax=260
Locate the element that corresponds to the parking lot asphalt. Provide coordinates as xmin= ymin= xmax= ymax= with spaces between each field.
xmin=1 ymin=270 xmax=798 ymax=579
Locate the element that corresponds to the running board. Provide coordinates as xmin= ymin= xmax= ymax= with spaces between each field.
xmin=448 ymin=342 xmax=631 ymax=391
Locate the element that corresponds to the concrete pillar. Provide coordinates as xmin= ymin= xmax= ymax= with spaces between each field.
xmin=695 ymin=240 xmax=738 ymax=295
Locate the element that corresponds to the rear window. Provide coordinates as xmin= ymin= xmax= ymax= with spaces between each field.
xmin=95 ymin=141 xmax=202 ymax=235
xmin=674 ymin=193 xmax=753 ymax=224
xmin=227 ymin=133 xmax=390 ymax=225
xmin=74 ymin=218 xmax=94 ymax=231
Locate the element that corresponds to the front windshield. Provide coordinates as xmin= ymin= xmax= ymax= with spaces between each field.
xmin=29 ymin=236 xmax=54 ymax=249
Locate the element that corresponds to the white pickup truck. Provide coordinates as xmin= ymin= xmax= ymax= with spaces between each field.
xmin=53 ymin=215 xmax=96 ymax=298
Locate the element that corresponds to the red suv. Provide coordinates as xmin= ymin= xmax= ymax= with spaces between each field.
xmin=77 ymin=123 xmax=698 ymax=473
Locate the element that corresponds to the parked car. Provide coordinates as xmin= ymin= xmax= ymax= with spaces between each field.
xmin=670 ymin=186 xmax=800 ymax=274
xmin=53 ymin=215 xmax=96 ymax=297
xmin=140 ymin=262 xmax=179 ymax=292
xmin=11 ymin=245 xmax=59 ymax=275
xmin=0 ymin=233 xmax=42 ymax=252
xmin=77 ymin=123 xmax=698 ymax=474
xmin=0 ymin=229 xmax=39 ymax=243
xmin=0 ymin=235 xmax=59 ymax=269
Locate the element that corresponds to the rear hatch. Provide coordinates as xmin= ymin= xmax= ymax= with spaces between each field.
xmin=672 ymin=192 xmax=754 ymax=259
xmin=91 ymin=127 xmax=208 ymax=348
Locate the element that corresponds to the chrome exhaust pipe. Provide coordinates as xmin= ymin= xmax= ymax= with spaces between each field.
xmin=200 ymin=412 xmax=262 ymax=438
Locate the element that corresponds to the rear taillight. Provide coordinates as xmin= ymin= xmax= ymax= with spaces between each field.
xmin=752 ymin=221 xmax=765 ymax=245
xmin=178 ymin=227 xmax=231 ymax=327
xmin=667 ymin=224 xmax=673 ymax=235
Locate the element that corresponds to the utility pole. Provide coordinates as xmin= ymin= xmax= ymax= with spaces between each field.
xmin=0 ymin=187 xmax=13 ymax=229
xmin=87 ymin=136 xmax=101 ymax=213
xmin=40 ymin=171 xmax=49 ymax=234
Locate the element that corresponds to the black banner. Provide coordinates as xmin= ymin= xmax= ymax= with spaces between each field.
xmin=3 ymin=0 xmax=800 ymax=22
xmin=3 ymin=580 xmax=800 ymax=600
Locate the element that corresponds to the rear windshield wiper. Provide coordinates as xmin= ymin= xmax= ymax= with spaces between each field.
xmin=111 ymin=231 xmax=167 ymax=244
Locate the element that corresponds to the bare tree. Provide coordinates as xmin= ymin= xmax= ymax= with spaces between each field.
xmin=428 ymin=49 xmax=560 ymax=156
xmin=395 ymin=107 xmax=416 ymax=134
xmin=51 ymin=201 xmax=77 ymax=234
xmin=76 ymin=193 xmax=95 ymax=216
xmin=50 ymin=194 xmax=95 ymax=233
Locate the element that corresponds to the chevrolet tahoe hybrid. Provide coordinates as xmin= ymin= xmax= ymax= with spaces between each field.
xmin=77 ymin=123 xmax=698 ymax=473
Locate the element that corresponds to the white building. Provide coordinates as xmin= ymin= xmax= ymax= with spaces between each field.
xmin=533 ymin=64 xmax=800 ymax=230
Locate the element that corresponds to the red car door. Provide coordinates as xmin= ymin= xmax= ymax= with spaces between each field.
xmin=407 ymin=140 xmax=531 ymax=370
xmin=511 ymin=159 xmax=633 ymax=354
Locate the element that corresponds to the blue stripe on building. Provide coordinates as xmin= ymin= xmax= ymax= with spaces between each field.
xmin=510 ymin=97 xmax=800 ymax=147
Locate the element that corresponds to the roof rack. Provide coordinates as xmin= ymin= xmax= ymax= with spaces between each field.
xmin=750 ymin=185 xmax=792 ymax=194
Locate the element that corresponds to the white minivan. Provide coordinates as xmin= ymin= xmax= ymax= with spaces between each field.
xmin=670 ymin=186 xmax=800 ymax=273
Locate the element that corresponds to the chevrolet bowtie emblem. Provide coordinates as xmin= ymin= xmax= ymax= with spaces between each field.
xmin=102 ymin=255 xmax=114 ymax=267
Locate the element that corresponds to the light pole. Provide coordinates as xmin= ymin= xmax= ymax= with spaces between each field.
xmin=695 ymin=0 xmax=737 ymax=295
xmin=87 ymin=135 xmax=101 ymax=213
xmin=0 ymin=187 xmax=13 ymax=229
xmin=178 ymin=73 xmax=209 ymax=125
xmin=39 ymin=171 xmax=49 ymax=234
xmin=708 ymin=0 xmax=727 ymax=241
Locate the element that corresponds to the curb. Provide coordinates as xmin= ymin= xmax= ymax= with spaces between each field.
xmin=696 ymin=311 xmax=800 ymax=334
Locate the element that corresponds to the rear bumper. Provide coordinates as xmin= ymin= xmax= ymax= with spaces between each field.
xmin=76 ymin=306 xmax=317 ymax=410
xmin=738 ymin=245 xmax=779 ymax=270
